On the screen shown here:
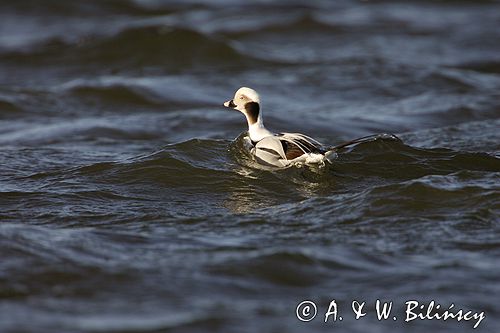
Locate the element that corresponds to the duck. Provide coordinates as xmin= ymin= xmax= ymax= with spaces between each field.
xmin=223 ymin=87 xmax=398 ymax=167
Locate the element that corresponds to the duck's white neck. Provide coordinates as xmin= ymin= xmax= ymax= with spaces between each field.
xmin=247 ymin=114 xmax=273 ymax=142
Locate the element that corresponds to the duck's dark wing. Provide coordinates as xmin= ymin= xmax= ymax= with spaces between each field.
xmin=251 ymin=133 xmax=327 ymax=166
xmin=277 ymin=133 xmax=325 ymax=160
xmin=280 ymin=140 xmax=305 ymax=160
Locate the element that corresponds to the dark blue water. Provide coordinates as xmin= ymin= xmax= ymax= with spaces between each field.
xmin=0 ymin=1 xmax=499 ymax=332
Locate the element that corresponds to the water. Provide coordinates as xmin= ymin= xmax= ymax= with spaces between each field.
xmin=1 ymin=1 xmax=499 ymax=332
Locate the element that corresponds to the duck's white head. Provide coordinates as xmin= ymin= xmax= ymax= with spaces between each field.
xmin=223 ymin=87 xmax=261 ymax=124
xmin=223 ymin=87 xmax=273 ymax=141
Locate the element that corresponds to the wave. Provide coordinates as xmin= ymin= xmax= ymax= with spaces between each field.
xmin=0 ymin=99 xmax=22 ymax=117
xmin=4 ymin=133 xmax=498 ymax=221
xmin=59 ymin=76 xmax=224 ymax=108
xmin=453 ymin=60 xmax=500 ymax=74
xmin=60 ymin=135 xmax=500 ymax=206
xmin=9 ymin=128 xmax=500 ymax=181
xmin=0 ymin=0 xmax=178 ymax=17
xmin=56 ymin=133 xmax=500 ymax=190
xmin=332 ymin=140 xmax=500 ymax=180
xmin=65 ymin=83 xmax=166 ymax=107
xmin=0 ymin=26 xmax=267 ymax=71
xmin=208 ymin=248 xmax=371 ymax=287
xmin=222 ymin=14 xmax=347 ymax=38
xmin=0 ymin=117 xmax=164 ymax=145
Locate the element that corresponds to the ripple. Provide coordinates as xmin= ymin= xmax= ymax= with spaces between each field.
xmin=0 ymin=0 xmax=178 ymax=17
xmin=455 ymin=60 xmax=500 ymax=74
xmin=66 ymin=84 xmax=165 ymax=107
xmin=0 ymin=26 xmax=265 ymax=71
xmin=208 ymin=248 xmax=368 ymax=287
xmin=0 ymin=99 xmax=22 ymax=116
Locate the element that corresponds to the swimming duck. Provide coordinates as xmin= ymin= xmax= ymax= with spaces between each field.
xmin=223 ymin=87 xmax=397 ymax=167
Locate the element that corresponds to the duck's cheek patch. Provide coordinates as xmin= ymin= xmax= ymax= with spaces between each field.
xmin=244 ymin=102 xmax=260 ymax=124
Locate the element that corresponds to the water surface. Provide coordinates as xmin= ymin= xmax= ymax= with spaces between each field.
xmin=0 ymin=1 xmax=499 ymax=332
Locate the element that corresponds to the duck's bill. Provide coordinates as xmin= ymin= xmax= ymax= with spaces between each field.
xmin=223 ymin=99 xmax=236 ymax=108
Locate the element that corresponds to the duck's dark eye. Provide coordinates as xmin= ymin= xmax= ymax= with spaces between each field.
xmin=240 ymin=96 xmax=244 ymax=99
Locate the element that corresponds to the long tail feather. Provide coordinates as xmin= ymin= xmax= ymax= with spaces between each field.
xmin=328 ymin=133 xmax=401 ymax=152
